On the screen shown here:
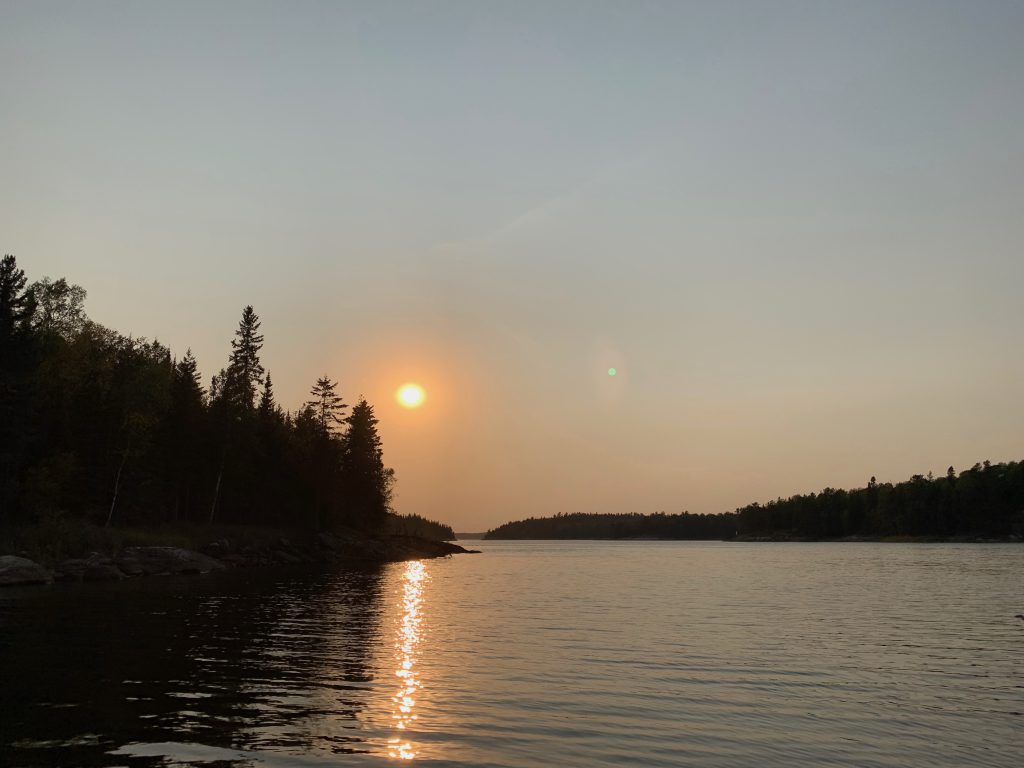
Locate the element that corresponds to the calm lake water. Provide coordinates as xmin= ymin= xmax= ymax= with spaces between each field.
xmin=1 ymin=541 xmax=1022 ymax=767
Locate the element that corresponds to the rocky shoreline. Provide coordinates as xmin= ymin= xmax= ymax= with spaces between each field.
xmin=0 ymin=531 xmax=478 ymax=587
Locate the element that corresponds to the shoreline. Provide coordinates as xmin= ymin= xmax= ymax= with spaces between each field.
xmin=0 ymin=524 xmax=478 ymax=588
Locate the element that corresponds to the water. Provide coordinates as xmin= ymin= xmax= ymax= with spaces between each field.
xmin=1 ymin=541 xmax=1022 ymax=767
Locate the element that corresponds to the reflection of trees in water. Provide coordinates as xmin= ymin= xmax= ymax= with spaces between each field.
xmin=0 ymin=565 xmax=387 ymax=767
xmin=176 ymin=566 xmax=387 ymax=756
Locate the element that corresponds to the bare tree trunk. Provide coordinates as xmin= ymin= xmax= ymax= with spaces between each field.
xmin=209 ymin=447 xmax=226 ymax=524
xmin=106 ymin=441 xmax=130 ymax=528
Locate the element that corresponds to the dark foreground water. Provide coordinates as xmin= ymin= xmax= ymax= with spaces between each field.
xmin=1 ymin=541 xmax=1022 ymax=767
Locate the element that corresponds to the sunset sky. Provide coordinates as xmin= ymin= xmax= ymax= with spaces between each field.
xmin=3 ymin=1 xmax=1023 ymax=530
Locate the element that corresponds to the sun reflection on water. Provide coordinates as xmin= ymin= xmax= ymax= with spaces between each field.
xmin=388 ymin=560 xmax=428 ymax=760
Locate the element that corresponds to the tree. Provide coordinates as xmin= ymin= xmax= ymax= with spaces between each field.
xmin=305 ymin=376 xmax=347 ymax=435
xmin=258 ymin=372 xmax=277 ymax=418
xmin=341 ymin=398 xmax=390 ymax=529
xmin=29 ymin=277 xmax=87 ymax=339
xmin=105 ymin=337 xmax=172 ymax=526
xmin=165 ymin=349 xmax=206 ymax=520
xmin=223 ymin=305 xmax=264 ymax=412
xmin=0 ymin=254 xmax=36 ymax=340
xmin=0 ymin=255 xmax=37 ymax=518
xmin=207 ymin=307 xmax=264 ymax=523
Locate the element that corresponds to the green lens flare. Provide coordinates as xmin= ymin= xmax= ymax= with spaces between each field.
xmin=607 ymin=367 xmax=617 ymax=376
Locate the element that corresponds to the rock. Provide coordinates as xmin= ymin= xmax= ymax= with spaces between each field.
xmin=115 ymin=546 xmax=225 ymax=576
xmin=0 ymin=555 xmax=52 ymax=587
xmin=315 ymin=532 xmax=340 ymax=551
xmin=271 ymin=549 xmax=302 ymax=564
xmin=201 ymin=538 xmax=232 ymax=557
xmin=82 ymin=555 xmax=124 ymax=582
xmin=55 ymin=558 xmax=89 ymax=581
xmin=55 ymin=554 xmax=124 ymax=582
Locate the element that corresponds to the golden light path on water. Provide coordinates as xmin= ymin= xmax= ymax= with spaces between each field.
xmin=388 ymin=560 xmax=428 ymax=760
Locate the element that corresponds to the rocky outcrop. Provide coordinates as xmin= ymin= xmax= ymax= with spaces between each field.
xmin=6 ymin=533 xmax=476 ymax=588
xmin=115 ymin=547 xmax=225 ymax=576
xmin=0 ymin=555 xmax=52 ymax=586
xmin=383 ymin=536 xmax=479 ymax=559
xmin=308 ymin=532 xmax=479 ymax=562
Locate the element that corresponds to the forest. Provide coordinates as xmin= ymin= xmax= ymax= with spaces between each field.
xmin=0 ymin=254 xmax=446 ymax=538
xmin=487 ymin=463 xmax=1024 ymax=541
xmin=486 ymin=511 xmax=736 ymax=540
xmin=734 ymin=461 xmax=1024 ymax=539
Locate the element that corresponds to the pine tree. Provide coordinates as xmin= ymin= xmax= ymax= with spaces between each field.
xmin=305 ymin=376 xmax=347 ymax=435
xmin=224 ymin=305 xmax=264 ymax=412
xmin=341 ymin=398 xmax=390 ymax=529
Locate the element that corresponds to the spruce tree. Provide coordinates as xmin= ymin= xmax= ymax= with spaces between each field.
xmin=0 ymin=254 xmax=36 ymax=340
xmin=305 ymin=376 xmax=347 ymax=435
xmin=341 ymin=398 xmax=390 ymax=529
xmin=0 ymin=255 xmax=37 ymax=519
xmin=224 ymin=305 xmax=264 ymax=412
xmin=258 ymin=372 xmax=277 ymax=417
xmin=175 ymin=349 xmax=204 ymax=397
xmin=166 ymin=349 xmax=206 ymax=520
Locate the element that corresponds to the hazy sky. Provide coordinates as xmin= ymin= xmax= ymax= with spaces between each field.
xmin=3 ymin=1 xmax=1023 ymax=530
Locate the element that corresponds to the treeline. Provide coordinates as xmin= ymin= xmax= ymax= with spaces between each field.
xmin=485 ymin=511 xmax=737 ymax=540
xmin=0 ymin=254 xmax=394 ymax=532
xmin=737 ymin=462 xmax=1024 ymax=539
xmin=486 ymin=462 xmax=1024 ymax=541
xmin=386 ymin=513 xmax=455 ymax=541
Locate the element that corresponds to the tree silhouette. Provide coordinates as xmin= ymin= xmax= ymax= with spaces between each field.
xmin=258 ymin=372 xmax=277 ymax=417
xmin=305 ymin=376 xmax=347 ymax=435
xmin=224 ymin=305 xmax=264 ymax=412
xmin=341 ymin=399 xmax=390 ymax=529
xmin=0 ymin=254 xmax=36 ymax=340
xmin=28 ymin=277 xmax=86 ymax=340
xmin=165 ymin=349 xmax=206 ymax=520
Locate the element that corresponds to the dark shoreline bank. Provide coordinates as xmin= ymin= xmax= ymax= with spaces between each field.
xmin=0 ymin=525 xmax=478 ymax=587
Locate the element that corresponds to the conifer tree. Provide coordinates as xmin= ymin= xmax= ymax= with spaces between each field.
xmin=166 ymin=349 xmax=206 ymax=520
xmin=224 ymin=305 xmax=264 ymax=412
xmin=258 ymin=372 xmax=277 ymax=417
xmin=305 ymin=376 xmax=347 ymax=435
xmin=174 ymin=349 xmax=204 ymax=398
xmin=341 ymin=398 xmax=390 ymax=529
xmin=0 ymin=254 xmax=36 ymax=340
xmin=0 ymin=254 xmax=37 ymax=519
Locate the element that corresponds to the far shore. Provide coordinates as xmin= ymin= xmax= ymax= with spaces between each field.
xmin=482 ymin=534 xmax=1023 ymax=543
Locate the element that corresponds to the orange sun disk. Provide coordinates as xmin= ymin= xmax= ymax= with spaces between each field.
xmin=396 ymin=383 xmax=426 ymax=409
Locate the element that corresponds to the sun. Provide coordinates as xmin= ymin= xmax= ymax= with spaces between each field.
xmin=396 ymin=383 xmax=426 ymax=409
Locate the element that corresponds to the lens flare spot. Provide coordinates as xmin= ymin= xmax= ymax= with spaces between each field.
xmin=607 ymin=367 xmax=617 ymax=377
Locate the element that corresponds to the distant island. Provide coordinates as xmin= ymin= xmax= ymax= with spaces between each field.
xmin=0 ymin=254 xmax=457 ymax=575
xmin=485 ymin=461 xmax=1024 ymax=541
